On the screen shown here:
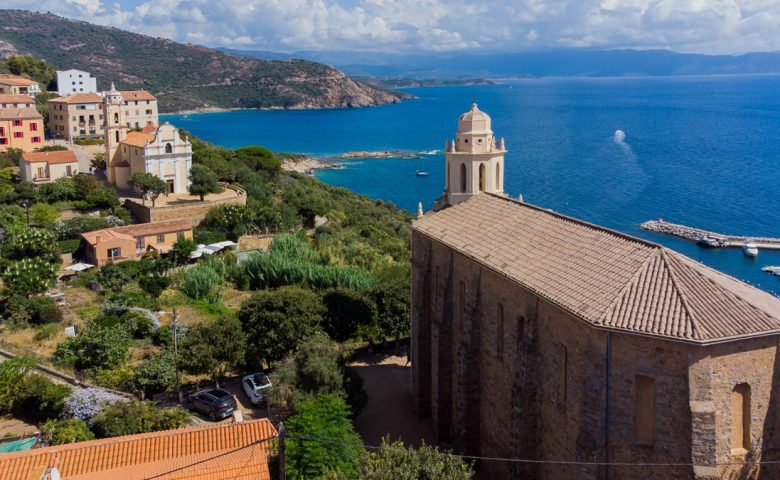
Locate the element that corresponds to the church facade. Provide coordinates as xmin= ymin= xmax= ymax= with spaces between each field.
xmin=411 ymin=104 xmax=780 ymax=479
xmin=103 ymin=83 xmax=192 ymax=194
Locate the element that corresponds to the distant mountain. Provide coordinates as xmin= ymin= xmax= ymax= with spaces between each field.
xmin=0 ymin=11 xmax=406 ymax=113
xmin=221 ymin=47 xmax=780 ymax=79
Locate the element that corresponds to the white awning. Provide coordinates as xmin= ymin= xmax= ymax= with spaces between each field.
xmin=66 ymin=262 xmax=95 ymax=272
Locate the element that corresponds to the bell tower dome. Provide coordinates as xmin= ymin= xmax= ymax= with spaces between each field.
xmin=441 ymin=103 xmax=506 ymax=207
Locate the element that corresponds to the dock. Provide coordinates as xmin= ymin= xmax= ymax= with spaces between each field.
xmin=639 ymin=220 xmax=780 ymax=251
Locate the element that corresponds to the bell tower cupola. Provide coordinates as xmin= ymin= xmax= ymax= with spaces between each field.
xmin=440 ymin=103 xmax=506 ymax=207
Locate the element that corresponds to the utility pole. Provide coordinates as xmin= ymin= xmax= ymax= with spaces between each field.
xmin=278 ymin=422 xmax=286 ymax=480
xmin=173 ymin=308 xmax=182 ymax=403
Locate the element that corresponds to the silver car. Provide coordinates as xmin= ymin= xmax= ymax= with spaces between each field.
xmin=242 ymin=372 xmax=272 ymax=406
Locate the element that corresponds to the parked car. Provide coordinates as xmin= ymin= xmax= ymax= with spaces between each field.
xmin=187 ymin=388 xmax=237 ymax=421
xmin=242 ymin=372 xmax=272 ymax=406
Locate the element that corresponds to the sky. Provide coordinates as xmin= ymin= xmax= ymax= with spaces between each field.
xmin=9 ymin=0 xmax=780 ymax=54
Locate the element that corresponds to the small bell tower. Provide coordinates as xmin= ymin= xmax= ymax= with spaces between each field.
xmin=103 ymin=83 xmax=126 ymax=184
xmin=441 ymin=103 xmax=506 ymax=207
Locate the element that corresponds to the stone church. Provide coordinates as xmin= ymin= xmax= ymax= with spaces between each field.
xmin=103 ymin=83 xmax=192 ymax=194
xmin=411 ymin=104 xmax=780 ymax=479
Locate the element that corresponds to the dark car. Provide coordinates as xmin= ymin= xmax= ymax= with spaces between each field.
xmin=187 ymin=388 xmax=237 ymax=421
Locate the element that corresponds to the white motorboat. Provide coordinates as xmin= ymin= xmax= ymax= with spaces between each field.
xmin=697 ymin=235 xmax=721 ymax=248
xmin=416 ymin=170 xmax=429 ymax=177
xmin=762 ymin=266 xmax=780 ymax=276
xmin=743 ymin=240 xmax=759 ymax=258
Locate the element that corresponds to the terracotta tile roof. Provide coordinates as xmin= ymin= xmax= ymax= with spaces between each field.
xmin=21 ymin=150 xmax=79 ymax=165
xmin=0 ymin=107 xmax=42 ymax=120
xmin=142 ymin=123 xmax=158 ymax=134
xmin=49 ymin=92 xmax=104 ymax=104
xmin=122 ymin=131 xmax=155 ymax=148
xmin=0 ymin=94 xmax=35 ymax=105
xmin=120 ymin=90 xmax=156 ymax=102
xmin=113 ymin=219 xmax=192 ymax=237
xmin=0 ymin=74 xmax=38 ymax=86
xmin=414 ymin=193 xmax=780 ymax=343
xmin=0 ymin=419 xmax=277 ymax=480
xmin=82 ymin=220 xmax=192 ymax=245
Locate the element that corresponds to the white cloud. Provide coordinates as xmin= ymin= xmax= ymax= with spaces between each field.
xmin=5 ymin=0 xmax=780 ymax=54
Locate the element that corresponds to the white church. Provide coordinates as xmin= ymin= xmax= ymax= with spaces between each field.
xmin=103 ymin=83 xmax=192 ymax=194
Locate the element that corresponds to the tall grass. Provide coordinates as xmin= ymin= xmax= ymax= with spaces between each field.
xmin=180 ymin=264 xmax=223 ymax=304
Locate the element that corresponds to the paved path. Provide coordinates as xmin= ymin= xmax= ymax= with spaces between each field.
xmin=350 ymin=355 xmax=435 ymax=448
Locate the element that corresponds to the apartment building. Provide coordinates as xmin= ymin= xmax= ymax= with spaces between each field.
xmin=56 ymin=69 xmax=98 ymax=96
xmin=0 ymin=107 xmax=44 ymax=152
xmin=47 ymin=93 xmax=104 ymax=140
xmin=120 ymin=90 xmax=158 ymax=129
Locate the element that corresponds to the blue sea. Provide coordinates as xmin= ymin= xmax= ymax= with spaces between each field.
xmin=163 ymin=76 xmax=780 ymax=296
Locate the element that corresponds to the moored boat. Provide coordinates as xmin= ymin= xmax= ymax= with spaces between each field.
xmin=762 ymin=266 xmax=780 ymax=276
xmin=743 ymin=240 xmax=759 ymax=258
xmin=697 ymin=235 xmax=721 ymax=248
xmin=416 ymin=170 xmax=429 ymax=177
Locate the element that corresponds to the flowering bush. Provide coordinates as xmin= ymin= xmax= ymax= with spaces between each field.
xmin=62 ymin=388 xmax=126 ymax=426
xmin=2 ymin=257 xmax=58 ymax=296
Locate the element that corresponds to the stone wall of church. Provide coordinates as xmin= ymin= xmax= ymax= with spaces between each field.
xmin=124 ymin=187 xmax=246 ymax=225
xmin=410 ymin=229 xmax=780 ymax=480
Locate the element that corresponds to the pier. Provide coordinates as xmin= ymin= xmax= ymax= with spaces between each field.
xmin=639 ymin=220 xmax=780 ymax=250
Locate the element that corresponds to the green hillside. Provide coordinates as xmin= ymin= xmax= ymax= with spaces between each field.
xmin=0 ymin=10 xmax=406 ymax=112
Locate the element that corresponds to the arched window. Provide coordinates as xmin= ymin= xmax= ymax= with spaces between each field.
xmin=460 ymin=163 xmax=467 ymax=192
xmin=731 ymin=383 xmax=751 ymax=453
xmin=165 ymin=143 xmax=172 ymax=153
xmin=479 ymin=163 xmax=486 ymax=192
xmin=115 ymin=130 xmax=119 ymax=143
xmin=495 ymin=162 xmax=501 ymax=190
xmin=113 ymin=112 xmax=119 ymax=124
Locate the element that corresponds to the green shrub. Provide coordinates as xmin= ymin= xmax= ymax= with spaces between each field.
xmin=93 ymin=400 xmax=189 ymax=438
xmin=285 ymin=395 xmax=364 ymax=480
xmin=139 ymin=274 xmax=170 ymax=298
xmin=2 ymin=257 xmax=58 ymax=296
xmin=353 ymin=439 xmax=473 ymax=480
xmin=53 ymin=325 xmax=131 ymax=372
xmin=41 ymin=418 xmax=95 ymax=445
xmin=98 ymin=263 xmax=130 ymax=292
xmin=73 ymin=137 xmax=104 ymax=146
xmin=16 ymin=374 xmax=71 ymax=420
xmin=322 ymin=288 xmax=377 ymax=342
xmin=33 ymin=323 xmax=61 ymax=341
xmin=2 ymin=295 xmax=62 ymax=327
xmin=180 ymin=264 xmax=222 ymax=303
xmin=179 ymin=316 xmax=246 ymax=382
xmin=133 ymin=351 xmax=176 ymax=396
xmin=58 ymin=238 xmax=81 ymax=254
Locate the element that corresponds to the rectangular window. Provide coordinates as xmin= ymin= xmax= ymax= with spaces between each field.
xmin=66 ymin=165 xmax=72 ymax=176
xmin=136 ymin=236 xmax=145 ymax=250
xmin=496 ymin=303 xmax=504 ymax=360
xmin=107 ymin=247 xmax=121 ymax=259
xmin=0 ymin=138 xmax=7 ymax=145
xmin=29 ymin=122 xmax=37 ymax=131
xmin=31 ymin=137 xmax=41 ymax=143
xmin=157 ymin=233 xmax=165 ymax=243
xmin=12 ymin=119 xmax=22 ymax=127
xmin=37 ymin=167 xmax=44 ymax=178
xmin=559 ymin=344 xmax=568 ymax=402
xmin=13 ymin=132 xmax=23 ymax=138
xmin=459 ymin=281 xmax=465 ymax=327
xmin=0 ymin=127 xmax=5 ymax=136
xmin=146 ymin=109 xmax=152 ymax=115
xmin=635 ymin=375 xmax=656 ymax=446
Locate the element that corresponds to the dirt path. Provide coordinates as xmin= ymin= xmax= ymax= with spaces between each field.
xmin=350 ymin=354 xmax=435 ymax=448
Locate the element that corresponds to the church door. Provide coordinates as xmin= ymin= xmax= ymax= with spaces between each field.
xmin=166 ymin=179 xmax=175 ymax=194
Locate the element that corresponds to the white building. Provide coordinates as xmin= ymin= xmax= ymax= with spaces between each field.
xmin=56 ymin=69 xmax=98 ymax=96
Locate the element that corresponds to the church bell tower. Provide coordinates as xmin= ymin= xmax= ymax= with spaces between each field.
xmin=103 ymin=83 xmax=126 ymax=184
xmin=441 ymin=103 xmax=506 ymax=208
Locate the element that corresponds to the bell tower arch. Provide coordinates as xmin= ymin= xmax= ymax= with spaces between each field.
xmin=441 ymin=103 xmax=507 ymax=207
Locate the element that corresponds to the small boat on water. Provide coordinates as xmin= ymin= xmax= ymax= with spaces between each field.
xmin=762 ymin=266 xmax=780 ymax=276
xmin=743 ymin=240 xmax=759 ymax=258
xmin=697 ymin=235 xmax=721 ymax=248
xmin=416 ymin=170 xmax=429 ymax=177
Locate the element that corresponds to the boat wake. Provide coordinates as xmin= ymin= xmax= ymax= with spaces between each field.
xmin=613 ymin=129 xmax=626 ymax=144
xmin=420 ymin=149 xmax=441 ymax=155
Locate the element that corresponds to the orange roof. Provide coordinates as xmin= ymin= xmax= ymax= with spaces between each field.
xmin=82 ymin=220 xmax=193 ymax=245
xmin=120 ymin=90 xmax=156 ymax=102
xmin=0 ymin=107 xmax=42 ymax=120
xmin=122 ymin=131 xmax=155 ymax=148
xmin=21 ymin=150 xmax=79 ymax=165
xmin=49 ymin=92 xmax=103 ymax=104
xmin=0 ymin=419 xmax=277 ymax=480
xmin=0 ymin=94 xmax=35 ymax=105
xmin=414 ymin=193 xmax=780 ymax=343
xmin=0 ymin=74 xmax=38 ymax=86
xmin=142 ymin=123 xmax=158 ymax=134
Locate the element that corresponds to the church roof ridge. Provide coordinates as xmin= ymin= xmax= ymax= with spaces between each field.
xmin=414 ymin=193 xmax=780 ymax=344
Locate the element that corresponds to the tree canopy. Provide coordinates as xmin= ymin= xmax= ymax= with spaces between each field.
xmin=188 ymin=164 xmax=222 ymax=201
xmin=129 ymin=172 xmax=168 ymax=207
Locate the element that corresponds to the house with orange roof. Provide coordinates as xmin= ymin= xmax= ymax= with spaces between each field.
xmin=0 ymin=94 xmax=35 ymax=109
xmin=0 ymin=418 xmax=277 ymax=480
xmin=0 ymin=74 xmax=42 ymax=97
xmin=120 ymin=89 xmax=159 ymax=129
xmin=47 ymin=92 xmax=105 ymax=140
xmin=0 ymin=107 xmax=44 ymax=152
xmin=19 ymin=150 xmax=79 ymax=184
xmin=81 ymin=219 xmax=193 ymax=265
